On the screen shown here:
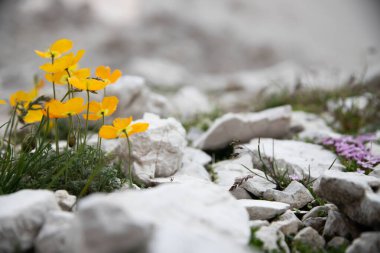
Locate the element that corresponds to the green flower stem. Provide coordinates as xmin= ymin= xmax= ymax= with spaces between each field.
xmin=54 ymin=119 xmax=59 ymax=155
xmin=84 ymin=90 xmax=90 ymax=146
xmin=125 ymin=130 xmax=133 ymax=188
xmin=67 ymin=115 xmax=73 ymax=150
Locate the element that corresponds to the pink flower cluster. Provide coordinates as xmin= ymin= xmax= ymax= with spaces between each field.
xmin=323 ymin=134 xmax=380 ymax=169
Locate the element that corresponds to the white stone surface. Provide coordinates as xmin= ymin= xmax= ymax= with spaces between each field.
xmin=194 ymin=105 xmax=292 ymax=150
xmin=171 ymin=86 xmax=212 ymax=119
xmin=263 ymin=181 xmax=314 ymax=209
xmin=269 ymin=210 xmax=303 ymax=236
xmin=35 ymin=211 xmax=76 ymax=253
xmin=0 ymin=190 xmax=60 ymax=252
xmin=238 ymin=199 xmax=290 ymax=220
xmin=107 ymin=75 xmax=173 ymax=119
xmin=291 ymin=111 xmax=341 ymax=141
xmin=255 ymin=226 xmax=289 ymax=253
xmin=54 ymin=190 xmax=76 ymax=211
xmin=117 ymin=113 xmax=187 ymax=185
xmin=62 ymin=181 xmax=251 ymax=253
xmin=247 ymin=138 xmax=344 ymax=180
xmin=315 ymin=171 xmax=380 ymax=228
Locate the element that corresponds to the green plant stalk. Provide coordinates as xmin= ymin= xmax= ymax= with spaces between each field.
xmin=67 ymin=115 xmax=73 ymax=150
xmin=84 ymin=90 xmax=90 ymax=146
xmin=54 ymin=118 xmax=59 ymax=155
xmin=125 ymin=131 xmax=133 ymax=188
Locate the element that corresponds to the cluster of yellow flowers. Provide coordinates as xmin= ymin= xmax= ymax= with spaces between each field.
xmin=1 ymin=39 xmax=148 ymax=146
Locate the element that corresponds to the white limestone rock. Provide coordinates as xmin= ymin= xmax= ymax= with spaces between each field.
xmin=62 ymin=181 xmax=251 ymax=253
xmin=315 ymin=171 xmax=380 ymax=229
xmin=255 ymin=226 xmax=290 ymax=253
xmin=247 ymin=138 xmax=344 ymax=180
xmin=269 ymin=210 xmax=303 ymax=236
xmin=107 ymin=75 xmax=172 ymax=119
xmin=35 ymin=211 xmax=75 ymax=253
xmin=293 ymin=227 xmax=325 ymax=251
xmin=171 ymin=86 xmax=212 ymax=120
xmin=346 ymin=232 xmax=380 ymax=253
xmin=291 ymin=111 xmax=341 ymax=141
xmin=241 ymin=175 xmax=276 ymax=198
xmin=194 ymin=105 xmax=292 ymax=150
xmin=128 ymin=58 xmax=188 ymax=89
xmin=117 ymin=113 xmax=187 ymax=185
xmin=0 ymin=190 xmax=60 ymax=252
xmin=238 ymin=199 xmax=290 ymax=220
xmin=263 ymin=181 xmax=314 ymax=209
xmin=54 ymin=190 xmax=76 ymax=211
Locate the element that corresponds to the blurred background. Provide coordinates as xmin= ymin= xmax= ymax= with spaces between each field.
xmin=0 ymin=0 xmax=379 ymax=94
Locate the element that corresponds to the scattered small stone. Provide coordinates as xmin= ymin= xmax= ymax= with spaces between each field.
xmin=302 ymin=217 xmax=326 ymax=234
xmin=346 ymin=232 xmax=380 ymax=253
xmin=270 ymin=210 xmax=303 ymax=236
xmin=238 ymin=199 xmax=290 ymax=220
xmin=263 ymin=181 xmax=314 ymax=209
xmin=249 ymin=220 xmax=270 ymax=229
xmin=327 ymin=236 xmax=350 ymax=251
xmin=230 ymin=187 xmax=252 ymax=200
xmin=302 ymin=205 xmax=330 ymax=221
xmin=322 ymin=210 xmax=360 ymax=240
xmin=255 ymin=226 xmax=290 ymax=253
xmin=315 ymin=170 xmax=380 ymax=228
xmin=54 ymin=190 xmax=76 ymax=211
xmin=241 ymin=174 xmax=276 ymax=198
xmin=293 ymin=227 xmax=325 ymax=252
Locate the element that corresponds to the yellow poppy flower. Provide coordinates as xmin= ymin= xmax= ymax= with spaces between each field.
xmin=40 ymin=50 xmax=85 ymax=73
xmin=46 ymin=68 xmax=90 ymax=85
xmin=44 ymin=97 xmax=85 ymax=119
xmin=83 ymin=96 xmax=118 ymax=121
xmin=68 ymin=76 xmax=107 ymax=91
xmin=0 ymin=99 xmax=6 ymax=105
xmin=9 ymin=88 xmax=38 ymax=107
xmin=99 ymin=117 xmax=149 ymax=139
xmin=24 ymin=109 xmax=43 ymax=124
xmin=95 ymin=66 xmax=122 ymax=84
xmin=35 ymin=38 xmax=73 ymax=59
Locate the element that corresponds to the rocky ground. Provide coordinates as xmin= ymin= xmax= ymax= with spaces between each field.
xmin=1 ymin=69 xmax=380 ymax=253
xmin=1 ymin=0 xmax=380 ymax=252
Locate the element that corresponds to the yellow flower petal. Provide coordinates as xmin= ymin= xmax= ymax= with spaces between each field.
xmin=24 ymin=109 xmax=43 ymax=124
xmin=102 ymin=96 xmax=118 ymax=116
xmin=64 ymin=97 xmax=85 ymax=115
xmin=128 ymin=122 xmax=149 ymax=136
xmin=0 ymin=99 xmax=6 ymax=105
xmin=50 ymin=39 xmax=73 ymax=55
xmin=113 ymin=117 xmax=132 ymax=129
xmin=83 ymin=114 xmax=102 ymax=121
xmin=99 ymin=125 xmax=119 ymax=139
xmin=110 ymin=69 xmax=122 ymax=83
xmin=34 ymin=50 xmax=50 ymax=59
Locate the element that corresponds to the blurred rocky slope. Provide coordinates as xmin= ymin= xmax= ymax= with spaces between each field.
xmin=0 ymin=0 xmax=380 ymax=95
